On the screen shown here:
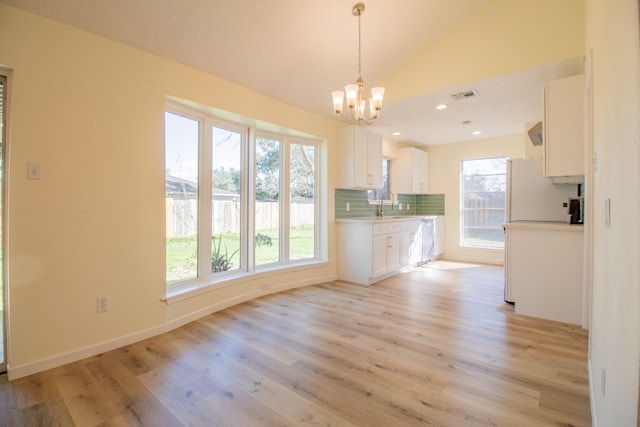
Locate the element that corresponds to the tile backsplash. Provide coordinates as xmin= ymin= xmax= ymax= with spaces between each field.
xmin=335 ymin=189 xmax=445 ymax=219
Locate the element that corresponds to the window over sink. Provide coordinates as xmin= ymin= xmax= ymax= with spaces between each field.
xmin=368 ymin=158 xmax=392 ymax=201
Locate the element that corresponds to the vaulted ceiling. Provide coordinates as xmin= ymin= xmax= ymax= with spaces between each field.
xmin=0 ymin=0 xmax=584 ymax=145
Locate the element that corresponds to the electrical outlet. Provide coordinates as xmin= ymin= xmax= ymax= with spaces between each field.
xmin=346 ymin=202 xmax=350 ymax=212
xmin=407 ymin=204 xmax=410 ymax=210
xmin=398 ymin=203 xmax=403 ymax=210
xmin=97 ymin=296 xmax=109 ymax=313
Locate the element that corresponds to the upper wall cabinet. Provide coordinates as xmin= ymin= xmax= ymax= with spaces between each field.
xmin=337 ymin=126 xmax=383 ymax=189
xmin=396 ymin=146 xmax=429 ymax=194
xmin=543 ymin=74 xmax=585 ymax=179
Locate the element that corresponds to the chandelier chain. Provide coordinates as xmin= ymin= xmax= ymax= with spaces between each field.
xmin=357 ymin=11 xmax=362 ymax=79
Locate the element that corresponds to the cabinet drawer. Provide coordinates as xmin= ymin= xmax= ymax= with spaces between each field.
xmin=372 ymin=222 xmax=403 ymax=235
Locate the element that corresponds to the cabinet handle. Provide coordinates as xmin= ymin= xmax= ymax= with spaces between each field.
xmin=368 ymin=173 xmax=373 ymax=185
xmin=387 ymin=236 xmax=392 ymax=248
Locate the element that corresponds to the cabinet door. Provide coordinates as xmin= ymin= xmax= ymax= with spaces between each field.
xmin=544 ymin=74 xmax=585 ymax=177
xmin=412 ymin=150 xmax=428 ymax=194
xmin=351 ymin=127 xmax=370 ymax=187
xmin=433 ymin=217 xmax=444 ymax=257
xmin=338 ymin=126 xmax=383 ymax=189
xmin=402 ymin=229 xmax=420 ymax=265
xmin=386 ymin=233 xmax=402 ymax=271
xmin=372 ymin=235 xmax=388 ymax=277
xmin=367 ymin=131 xmax=383 ymax=188
xmin=396 ymin=147 xmax=428 ymax=194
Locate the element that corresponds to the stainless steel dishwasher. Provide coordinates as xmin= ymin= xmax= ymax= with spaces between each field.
xmin=418 ymin=217 xmax=435 ymax=266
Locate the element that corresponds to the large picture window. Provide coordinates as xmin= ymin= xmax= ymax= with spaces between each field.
xmin=460 ymin=157 xmax=507 ymax=248
xmin=165 ymin=103 xmax=322 ymax=291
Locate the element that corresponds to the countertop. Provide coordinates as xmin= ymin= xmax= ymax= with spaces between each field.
xmin=336 ymin=215 xmax=438 ymax=223
xmin=503 ymin=220 xmax=584 ymax=231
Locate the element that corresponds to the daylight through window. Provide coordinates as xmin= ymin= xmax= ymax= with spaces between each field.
xmin=165 ymin=105 xmax=321 ymax=289
xmin=460 ymin=157 xmax=507 ymax=248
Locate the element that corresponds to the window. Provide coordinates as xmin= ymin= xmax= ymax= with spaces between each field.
xmin=211 ymin=125 xmax=245 ymax=274
xmin=289 ymin=142 xmax=316 ymax=260
xmin=165 ymin=112 xmax=200 ymax=285
xmin=368 ymin=158 xmax=391 ymax=201
xmin=254 ymin=135 xmax=318 ymax=266
xmin=461 ymin=157 xmax=507 ymax=248
xmin=255 ymin=136 xmax=281 ymax=266
xmin=165 ymin=103 xmax=322 ymax=290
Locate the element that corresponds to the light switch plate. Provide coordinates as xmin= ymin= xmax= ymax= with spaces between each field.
xmin=27 ymin=161 xmax=41 ymax=180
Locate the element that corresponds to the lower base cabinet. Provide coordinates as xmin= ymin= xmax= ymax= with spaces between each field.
xmin=504 ymin=223 xmax=584 ymax=325
xmin=434 ymin=216 xmax=444 ymax=258
xmin=337 ymin=217 xmax=424 ymax=285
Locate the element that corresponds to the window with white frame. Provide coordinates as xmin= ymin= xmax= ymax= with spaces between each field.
xmin=165 ymin=104 xmax=322 ymax=289
xmin=367 ymin=157 xmax=391 ymax=201
xmin=460 ymin=157 xmax=507 ymax=248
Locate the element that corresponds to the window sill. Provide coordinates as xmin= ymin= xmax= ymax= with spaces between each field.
xmin=164 ymin=260 xmax=329 ymax=304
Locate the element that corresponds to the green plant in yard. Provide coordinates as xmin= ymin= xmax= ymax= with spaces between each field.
xmin=211 ymin=235 xmax=239 ymax=272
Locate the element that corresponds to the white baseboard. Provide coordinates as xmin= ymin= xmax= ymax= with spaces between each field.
xmin=7 ymin=274 xmax=338 ymax=380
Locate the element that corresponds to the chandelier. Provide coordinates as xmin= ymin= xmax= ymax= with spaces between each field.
xmin=331 ymin=2 xmax=385 ymax=124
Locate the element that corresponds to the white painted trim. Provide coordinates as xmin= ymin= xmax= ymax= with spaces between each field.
xmin=589 ymin=359 xmax=599 ymax=426
xmin=7 ymin=273 xmax=337 ymax=380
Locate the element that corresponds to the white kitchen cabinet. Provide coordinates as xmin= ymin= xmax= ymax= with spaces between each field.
xmin=433 ymin=216 xmax=444 ymax=258
xmin=401 ymin=219 xmax=422 ymax=266
xmin=337 ymin=217 xmax=421 ymax=285
xmin=372 ymin=232 xmax=402 ymax=276
xmin=543 ymin=74 xmax=585 ymax=179
xmin=337 ymin=125 xmax=383 ymax=189
xmin=396 ymin=147 xmax=429 ymax=194
xmin=504 ymin=221 xmax=584 ymax=326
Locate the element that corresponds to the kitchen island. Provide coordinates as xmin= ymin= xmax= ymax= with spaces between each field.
xmin=504 ymin=221 xmax=585 ymax=326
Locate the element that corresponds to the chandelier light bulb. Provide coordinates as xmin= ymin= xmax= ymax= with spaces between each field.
xmin=332 ymin=91 xmax=345 ymax=114
xmin=345 ymin=84 xmax=359 ymax=109
xmin=370 ymin=87 xmax=385 ymax=111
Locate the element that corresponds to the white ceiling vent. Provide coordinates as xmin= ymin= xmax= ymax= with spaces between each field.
xmin=451 ymin=89 xmax=478 ymax=100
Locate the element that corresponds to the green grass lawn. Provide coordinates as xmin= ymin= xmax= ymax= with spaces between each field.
xmin=166 ymin=226 xmax=314 ymax=285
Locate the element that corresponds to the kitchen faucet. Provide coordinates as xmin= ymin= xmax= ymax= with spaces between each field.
xmin=377 ymin=191 xmax=394 ymax=217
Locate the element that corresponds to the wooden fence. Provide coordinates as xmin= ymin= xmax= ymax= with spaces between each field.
xmin=166 ymin=199 xmax=314 ymax=237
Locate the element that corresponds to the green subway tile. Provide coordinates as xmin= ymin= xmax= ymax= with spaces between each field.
xmin=336 ymin=190 xmax=441 ymax=218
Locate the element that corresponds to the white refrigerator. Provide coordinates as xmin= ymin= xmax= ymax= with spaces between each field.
xmin=506 ymin=158 xmax=579 ymax=222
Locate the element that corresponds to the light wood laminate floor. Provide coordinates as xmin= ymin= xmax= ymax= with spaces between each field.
xmin=0 ymin=261 xmax=591 ymax=426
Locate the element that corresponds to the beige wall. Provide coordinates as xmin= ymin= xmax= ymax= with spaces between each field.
xmin=426 ymin=135 xmax=524 ymax=264
xmin=382 ymin=0 xmax=585 ymax=102
xmin=0 ymin=4 xmax=339 ymax=377
xmin=585 ymin=0 xmax=640 ymax=424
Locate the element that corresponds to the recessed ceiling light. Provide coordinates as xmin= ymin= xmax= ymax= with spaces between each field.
xmin=472 ymin=130 xmax=482 ymax=135
xmin=392 ymin=132 xmax=401 ymax=136
xmin=436 ymin=104 xmax=448 ymax=110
